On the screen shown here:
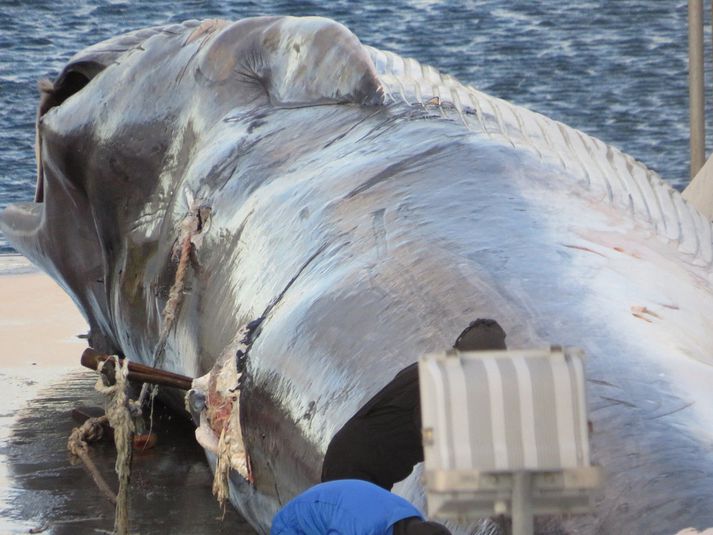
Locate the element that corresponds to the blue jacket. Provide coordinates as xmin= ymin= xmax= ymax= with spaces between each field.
xmin=271 ymin=479 xmax=423 ymax=535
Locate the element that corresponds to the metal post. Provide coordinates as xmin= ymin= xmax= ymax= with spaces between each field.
xmin=689 ymin=0 xmax=706 ymax=178
xmin=511 ymin=472 xmax=533 ymax=535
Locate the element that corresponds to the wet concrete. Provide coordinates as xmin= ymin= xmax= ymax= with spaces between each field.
xmin=0 ymin=368 xmax=256 ymax=534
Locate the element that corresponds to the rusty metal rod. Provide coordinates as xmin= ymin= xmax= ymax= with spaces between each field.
xmin=81 ymin=348 xmax=193 ymax=391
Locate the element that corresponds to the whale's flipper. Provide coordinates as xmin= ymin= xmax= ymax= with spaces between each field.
xmin=198 ymin=16 xmax=384 ymax=107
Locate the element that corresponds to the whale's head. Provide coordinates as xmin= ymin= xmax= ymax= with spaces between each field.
xmin=0 ymin=17 xmax=384 ymax=357
xmin=0 ymin=22 xmax=202 ymax=354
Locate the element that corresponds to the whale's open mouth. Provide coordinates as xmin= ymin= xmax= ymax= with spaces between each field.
xmin=1 ymin=67 xmax=95 ymax=245
xmin=0 ymin=59 xmax=107 ymax=349
xmin=34 ymin=71 xmax=92 ymax=203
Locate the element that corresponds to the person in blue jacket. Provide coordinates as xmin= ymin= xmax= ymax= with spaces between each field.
xmin=271 ymin=479 xmax=451 ymax=535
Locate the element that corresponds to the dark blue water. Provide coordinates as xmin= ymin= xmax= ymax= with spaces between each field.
xmin=0 ymin=0 xmax=704 ymax=253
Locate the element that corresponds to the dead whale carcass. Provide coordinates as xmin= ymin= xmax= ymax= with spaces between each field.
xmin=1 ymin=15 xmax=713 ymax=535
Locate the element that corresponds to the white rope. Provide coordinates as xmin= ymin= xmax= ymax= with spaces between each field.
xmin=95 ymin=357 xmax=139 ymax=535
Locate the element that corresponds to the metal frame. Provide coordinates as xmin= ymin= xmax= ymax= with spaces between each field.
xmin=420 ymin=347 xmax=601 ymax=535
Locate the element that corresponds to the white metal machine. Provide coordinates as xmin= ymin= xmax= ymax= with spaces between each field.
xmin=419 ymin=346 xmax=601 ymax=535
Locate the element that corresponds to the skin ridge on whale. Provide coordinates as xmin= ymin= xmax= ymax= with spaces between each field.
xmin=1 ymin=15 xmax=713 ymax=535
xmin=365 ymin=45 xmax=713 ymax=268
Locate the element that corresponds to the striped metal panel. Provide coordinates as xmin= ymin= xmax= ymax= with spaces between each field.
xmin=420 ymin=347 xmax=590 ymax=472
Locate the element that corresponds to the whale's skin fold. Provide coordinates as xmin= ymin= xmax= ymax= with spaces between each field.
xmin=1 ymin=16 xmax=713 ymax=535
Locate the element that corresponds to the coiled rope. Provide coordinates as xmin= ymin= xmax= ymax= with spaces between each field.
xmin=67 ymin=414 xmax=114 ymax=504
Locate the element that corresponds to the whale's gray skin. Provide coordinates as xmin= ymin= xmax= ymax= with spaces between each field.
xmin=2 ymin=15 xmax=713 ymax=535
